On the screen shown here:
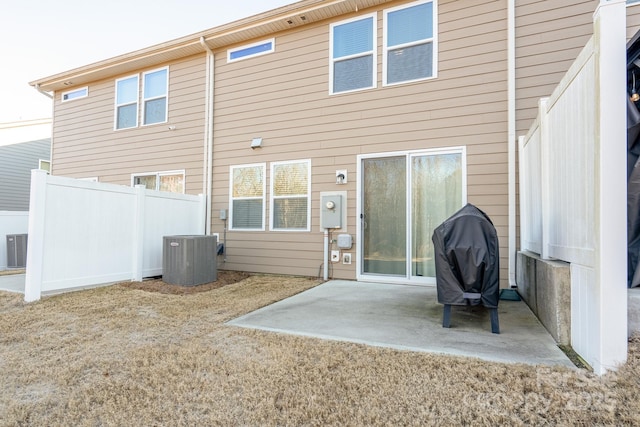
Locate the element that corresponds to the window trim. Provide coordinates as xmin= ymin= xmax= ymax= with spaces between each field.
xmin=329 ymin=12 xmax=377 ymax=95
xmin=383 ymin=0 xmax=438 ymax=87
xmin=229 ymin=163 xmax=266 ymax=231
xmin=114 ymin=74 xmax=139 ymax=130
xmin=141 ymin=67 xmax=169 ymax=126
xmin=227 ymin=38 xmax=275 ymax=63
xmin=61 ymin=86 xmax=88 ymax=102
xmin=270 ymin=159 xmax=312 ymax=232
xmin=38 ymin=159 xmax=50 ymax=173
xmin=131 ymin=169 xmax=185 ymax=194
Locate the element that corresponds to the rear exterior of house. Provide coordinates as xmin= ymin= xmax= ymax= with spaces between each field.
xmin=30 ymin=0 xmax=640 ymax=286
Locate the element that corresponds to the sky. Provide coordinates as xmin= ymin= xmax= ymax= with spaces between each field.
xmin=0 ymin=0 xmax=294 ymax=123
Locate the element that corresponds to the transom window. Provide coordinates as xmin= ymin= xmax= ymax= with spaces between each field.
xmin=61 ymin=87 xmax=88 ymax=102
xmin=230 ymin=164 xmax=266 ymax=230
xmin=228 ymin=39 xmax=275 ymax=62
xmin=270 ymin=160 xmax=311 ymax=231
xmin=132 ymin=170 xmax=184 ymax=193
xmin=115 ymin=67 xmax=168 ymax=130
xmin=384 ymin=0 xmax=437 ymax=85
xmin=330 ymin=13 xmax=376 ymax=94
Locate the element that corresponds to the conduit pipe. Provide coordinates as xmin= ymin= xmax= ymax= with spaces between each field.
xmin=507 ymin=0 xmax=517 ymax=287
xmin=200 ymin=36 xmax=215 ymax=236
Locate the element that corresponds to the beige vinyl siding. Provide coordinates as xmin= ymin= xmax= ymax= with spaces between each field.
xmin=629 ymin=3 xmax=640 ymax=38
xmin=51 ymin=55 xmax=207 ymax=193
xmin=514 ymin=0 xmax=596 ymax=136
xmin=210 ymin=0 xmax=511 ymax=283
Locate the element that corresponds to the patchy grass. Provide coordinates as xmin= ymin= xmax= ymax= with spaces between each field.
xmin=1 ymin=272 xmax=639 ymax=426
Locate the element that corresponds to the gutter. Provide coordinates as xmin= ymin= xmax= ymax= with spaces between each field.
xmin=35 ymin=84 xmax=53 ymax=99
xmin=200 ymin=37 xmax=215 ymax=236
xmin=508 ymin=0 xmax=517 ymax=287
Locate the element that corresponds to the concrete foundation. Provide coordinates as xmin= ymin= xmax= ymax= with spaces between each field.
xmin=516 ymin=251 xmax=571 ymax=345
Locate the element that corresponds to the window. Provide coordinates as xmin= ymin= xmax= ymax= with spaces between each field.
xmin=39 ymin=159 xmax=50 ymax=173
xmin=132 ymin=170 xmax=185 ymax=193
xmin=115 ymin=75 xmax=139 ymax=129
xmin=228 ymin=39 xmax=275 ymax=62
xmin=230 ymin=164 xmax=266 ymax=230
xmin=142 ymin=68 xmax=168 ymax=125
xmin=330 ymin=13 xmax=376 ymax=94
xmin=61 ymin=87 xmax=88 ymax=102
xmin=271 ymin=160 xmax=311 ymax=231
xmin=384 ymin=0 xmax=437 ymax=85
xmin=114 ymin=67 xmax=168 ymax=129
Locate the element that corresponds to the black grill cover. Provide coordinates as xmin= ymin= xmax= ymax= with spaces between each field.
xmin=431 ymin=203 xmax=500 ymax=308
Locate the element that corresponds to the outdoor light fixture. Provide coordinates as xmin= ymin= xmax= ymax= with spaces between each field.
xmin=631 ymin=72 xmax=640 ymax=102
xmin=251 ymin=137 xmax=263 ymax=149
xmin=336 ymin=169 xmax=347 ymax=184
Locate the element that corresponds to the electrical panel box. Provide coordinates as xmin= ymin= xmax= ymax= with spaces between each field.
xmin=163 ymin=235 xmax=217 ymax=286
xmin=321 ymin=195 xmax=342 ymax=229
xmin=6 ymin=234 xmax=27 ymax=268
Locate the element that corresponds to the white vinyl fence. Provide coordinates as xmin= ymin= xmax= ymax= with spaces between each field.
xmin=518 ymin=0 xmax=627 ymax=374
xmin=0 ymin=211 xmax=29 ymax=270
xmin=25 ymin=170 xmax=206 ymax=302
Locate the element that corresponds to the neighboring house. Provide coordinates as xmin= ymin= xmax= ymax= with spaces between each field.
xmin=0 ymin=119 xmax=51 ymax=210
xmin=26 ymin=0 xmax=640 ymax=287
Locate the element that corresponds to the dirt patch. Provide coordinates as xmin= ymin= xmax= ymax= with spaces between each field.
xmin=120 ymin=270 xmax=251 ymax=295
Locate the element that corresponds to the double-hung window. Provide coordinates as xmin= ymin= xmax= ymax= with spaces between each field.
xmin=384 ymin=0 xmax=437 ymax=85
xmin=142 ymin=68 xmax=168 ymax=125
xmin=230 ymin=164 xmax=266 ymax=230
xmin=271 ymin=160 xmax=311 ymax=231
xmin=115 ymin=75 xmax=139 ymax=129
xmin=115 ymin=67 xmax=168 ymax=129
xmin=330 ymin=13 xmax=376 ymax=94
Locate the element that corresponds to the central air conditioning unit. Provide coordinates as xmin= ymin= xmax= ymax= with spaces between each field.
xmin=162 ymin=235 xmax=217 ymax=286
xmin=6 ymin=234 xmax=28 ymax=269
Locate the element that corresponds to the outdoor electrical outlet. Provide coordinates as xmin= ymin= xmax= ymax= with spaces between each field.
xmin=331 ymin=250 xmax=340 ymax=262
xmin=343 ymin=253 xmax=352 ymax=264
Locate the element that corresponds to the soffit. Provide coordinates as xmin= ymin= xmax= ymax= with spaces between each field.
xmin=30 ymin=0 xmax=393 ymax=93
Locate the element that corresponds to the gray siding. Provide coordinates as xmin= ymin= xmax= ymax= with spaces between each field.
xmin=0 ymin=139 xmax=51 ymax=210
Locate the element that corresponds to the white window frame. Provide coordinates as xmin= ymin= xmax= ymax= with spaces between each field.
xmin=383 ymin=0 xmax=438 ymax=87
xmin=329 ymin=13 xmax=377 ymax=95
xmin=131 ymin=169 xmax=185 ymax=194
xmin=227 ymin=38 xmax=275 ymax=63
xmin=61 ymin=86 xmax=88 ymax=102
xmin=270 ymin=159 xmax=312 ymax=232
xmin=229 ymin=163 xmax=266 ymax=231
xmin=114 ymin=74 xmax=139 ymax=130
xmin=142 ymin=67 xmax=169 ymax=126
xmin=38 ymin=159 xmax=50 ymax=173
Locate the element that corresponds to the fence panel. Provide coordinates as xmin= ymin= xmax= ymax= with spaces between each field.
xmin=25 ymin=170 xmax=205 ymax=301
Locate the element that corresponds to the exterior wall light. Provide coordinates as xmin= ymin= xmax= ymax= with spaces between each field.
xmin=336 ymin=169 xmax=347 ymax=184
xmin=251 ymin=137 xmax=263 ymax=149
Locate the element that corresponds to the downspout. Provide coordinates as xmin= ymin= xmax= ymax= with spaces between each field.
xmin=507 ymin=0 xmax=517 ymax=287
xmin=200 ymin=36 xmax=215 ymax=235
xmin=34 ymin=84 xmax=53 ymax=99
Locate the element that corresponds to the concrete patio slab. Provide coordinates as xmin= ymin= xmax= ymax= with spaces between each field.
xmin=0 ymin=273 xmax=25 ymax=293
xmin=228 ymin=280 xmax=575 ymax=368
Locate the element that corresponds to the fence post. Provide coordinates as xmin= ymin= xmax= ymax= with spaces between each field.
xmin=24 ymin=169 xmax=48 ymax=302
xmin=198 ymin=193 xmax=207 ymax=235
xmin=538 ymin=97 xmax=551 ymax=260
xmin=592 ymin=0 xmax=627 ymax=374
xmin=517 ymin=135 xmax=527 ymax=252
xmin=132 ymin=185 xmax=145 ymax=282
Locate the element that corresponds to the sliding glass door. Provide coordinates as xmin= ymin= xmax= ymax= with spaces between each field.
xmin=360 ymin=149 xmax=465 ymax=283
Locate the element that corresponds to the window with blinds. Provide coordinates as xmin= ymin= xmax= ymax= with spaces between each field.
xmin=230 ymin=163 xmax=266 ymax=230
xmin=330 ymin=14 xmax=376 ymax=94
xmin=384 ymin=0 xmax=436 ymax=86
xmin=270 ymin=160 xmax=311 ymax=231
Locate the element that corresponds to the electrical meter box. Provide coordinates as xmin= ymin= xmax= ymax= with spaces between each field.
xmin=321 ymin=195 xmax=342 ymax=229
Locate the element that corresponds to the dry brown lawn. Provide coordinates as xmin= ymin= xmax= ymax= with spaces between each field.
xmin=1 ymin=272 xmax=639 ymax=426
